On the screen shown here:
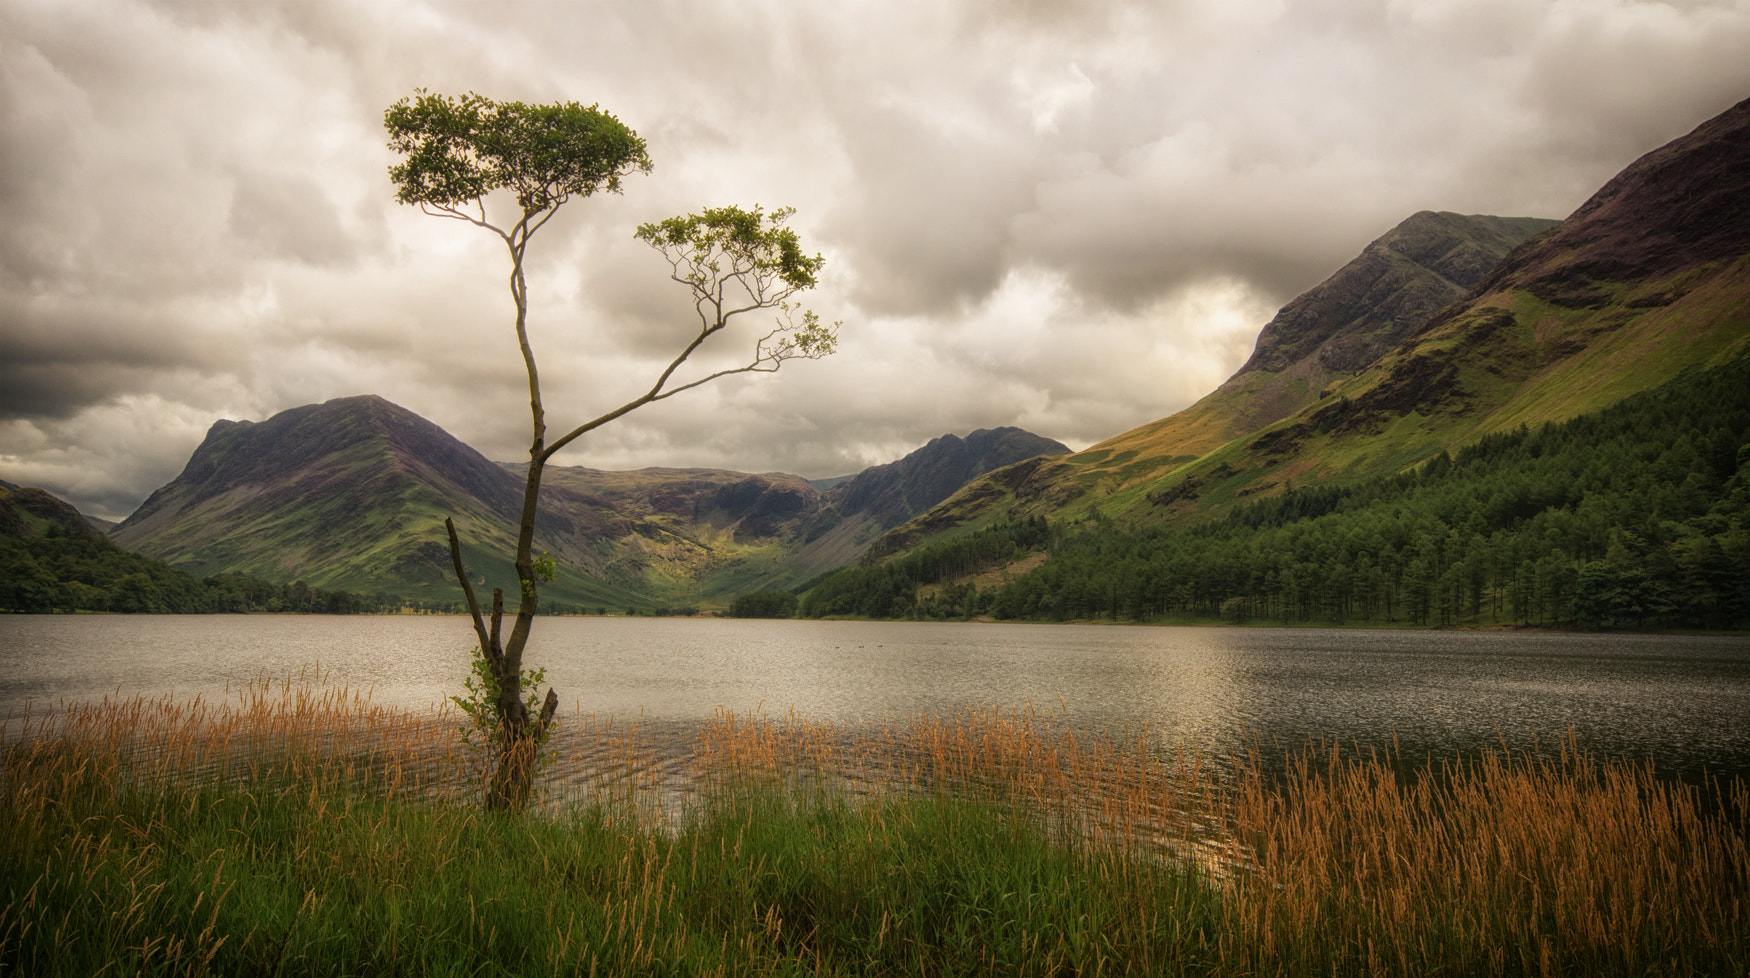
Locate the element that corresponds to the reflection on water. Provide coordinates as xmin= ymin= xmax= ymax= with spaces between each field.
xmin=3 ymin=615 xmax=1749 ymax=783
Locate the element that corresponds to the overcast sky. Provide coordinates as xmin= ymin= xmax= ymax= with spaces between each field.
xmin=4 ymin=0 xmax=1749 ymax=520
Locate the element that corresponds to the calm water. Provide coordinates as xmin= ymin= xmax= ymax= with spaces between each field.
xmin=3 ymin=615 xmax=1748 ymax=782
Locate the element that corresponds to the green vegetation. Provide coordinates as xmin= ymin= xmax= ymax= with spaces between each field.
xmin=804 ymin=356 xmax=1750 ymax=629
xmin=728 ymin=589 xmax=799 ymax=618
xmin=802 ymin=517 xmax=1053 ymax=619
xmin=4 ymin=680 xmax=1744 ymax=976
xmin=0 ymin=522 xmax=394 ymax=614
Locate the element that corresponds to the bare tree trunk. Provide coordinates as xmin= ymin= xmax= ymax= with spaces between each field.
xmin=445 ymin=505 xmax=557 ymax=812
xmin=486 ymin=451 xmax=551 ymax=810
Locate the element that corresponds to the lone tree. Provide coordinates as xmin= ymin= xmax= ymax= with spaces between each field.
xmin=385 ymin=90 xmax=837 ymax=809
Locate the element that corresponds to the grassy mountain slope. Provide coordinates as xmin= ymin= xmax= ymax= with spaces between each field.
xmin=527 ymin=464 xmax=822 ymax=607
xmin=870 ymin=95 xmax=1750 ymax=560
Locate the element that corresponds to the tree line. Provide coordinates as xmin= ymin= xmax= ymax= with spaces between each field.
xmin=800 ymin=356 xmax=1750 ymax=631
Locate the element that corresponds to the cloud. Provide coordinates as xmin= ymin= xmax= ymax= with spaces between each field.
xmin=2 ymin=0 xmax=1748 ymax=520
xmin=0 ymin=394 xmax=243 ymax=521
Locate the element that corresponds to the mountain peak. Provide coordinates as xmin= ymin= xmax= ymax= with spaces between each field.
xmin=1235 ymin=211 xmax=1559 ymax=378
xmin=824 ymin=427 xmax=1070 ymax=532
xmin=111 ymin=394 xmax=527 ymax=590
xmin=1483 ymin=95 xmax=1750 ymax=306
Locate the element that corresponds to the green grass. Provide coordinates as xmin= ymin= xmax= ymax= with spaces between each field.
xmin=4 ymin=682 xmax=1745 ymax=976
xmin=1 ymin=782 xmax=1223 ymax=977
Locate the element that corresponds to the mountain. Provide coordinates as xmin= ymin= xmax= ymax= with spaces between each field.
xmin=1170 ymin=93 xmax=1750 ymax=510
xmin=519 ymin=463 xmax=825 ymax=603
xmin=526 ymin=427 xmax=1067 ymax=598
xmin=866 ymin=212 xmax=1556 ymax=554
xmin=865 ymin=96 xmax=1750 ymax=557
xmin=112 ymin=395 xmax=643 ymax=607
xmin=111 ymin=395 xmax=1068 ymax=608
xmin=823 ymin=428 xmax=1072 ymax=531
xmin=1219 ymin=212 xmax=1559 ymax=430
xmin=772 ymin=428 xmax=1070 ymax=588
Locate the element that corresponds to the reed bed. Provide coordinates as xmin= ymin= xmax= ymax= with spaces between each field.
xmin=1223 ymin=735 xmax=1750 ymax=976
xmin=2 ymin=677 xmax=1745 ymax=976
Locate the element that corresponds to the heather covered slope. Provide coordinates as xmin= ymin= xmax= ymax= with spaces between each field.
xmin=1194 ymin=211 xmax=1557 ymax=448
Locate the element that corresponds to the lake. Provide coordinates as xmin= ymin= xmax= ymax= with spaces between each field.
xmin=3 ymin=615 xmax=1748 ymax=784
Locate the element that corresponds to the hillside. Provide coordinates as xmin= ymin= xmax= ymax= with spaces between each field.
xmin=802 ymin=355 xmax=1750 ymax=628
xmin=1 ymin=481 xmax=383 ymax=614
xmin=1 ymin=482 xmax=99 ymax=541
xmin=0 ymin=478 xmax=114 ymax=535
xmin=867 ymin=95 xmax=1750 ymax=558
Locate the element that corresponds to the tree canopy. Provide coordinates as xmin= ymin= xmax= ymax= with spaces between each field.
xmin=385 ymin=91 xmax=651 ymax=220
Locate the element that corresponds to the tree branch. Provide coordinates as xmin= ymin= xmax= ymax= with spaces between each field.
xmin=537 ymin=687 xmax=559 ymax=738
xmin=445 ymin=517 xmax=492 ymax=659
xmin=489 ymin=587 xmax=505 ymax=667
xmin=421 ymin=201 xmax=505 ymax=238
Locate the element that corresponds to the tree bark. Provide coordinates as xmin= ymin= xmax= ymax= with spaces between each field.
xmin=482 ymin=226 xmax=554 ymax=811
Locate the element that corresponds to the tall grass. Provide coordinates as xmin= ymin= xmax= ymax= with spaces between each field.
xmin=1225 ymin=735 xmax=1750 ymax=975
xmin=2 ymin=677 xmax=1744 ymax=976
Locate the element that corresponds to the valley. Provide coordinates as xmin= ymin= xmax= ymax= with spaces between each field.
xmin=6 ymin=98 xmax=1749 ymax=628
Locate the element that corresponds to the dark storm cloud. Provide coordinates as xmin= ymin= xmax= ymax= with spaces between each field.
xmin=3 ymin=0 xmax=1750 ymax=520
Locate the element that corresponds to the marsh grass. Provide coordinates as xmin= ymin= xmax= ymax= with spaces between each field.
xmin=1 ymin=677 xmax=1744 ymax=976
xmin=1226 ymin=735 xmax=1750 ymax=976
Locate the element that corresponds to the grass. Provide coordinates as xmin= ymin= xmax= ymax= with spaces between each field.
xmin=2 ymin=678 xmax=1745 ymax=976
